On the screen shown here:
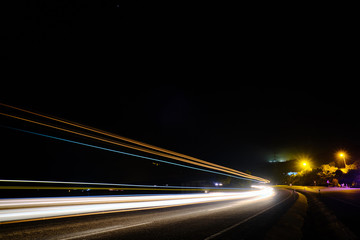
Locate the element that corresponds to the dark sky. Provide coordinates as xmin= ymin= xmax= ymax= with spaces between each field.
xmin=2 ymin=85 xmax=360 ymax=182
xmin=1 ymin=2 xmax=357 ymax=184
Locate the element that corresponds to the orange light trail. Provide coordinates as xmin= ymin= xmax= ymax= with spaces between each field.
xmin=0 ymin=103 xmax=258 ymax=180
xmin=0 ymin=103 xmax=269 ymax=183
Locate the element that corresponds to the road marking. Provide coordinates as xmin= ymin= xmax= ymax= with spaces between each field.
xmin=56 ymin=221 xmax=152 ymax=240
xmin=204 ymin=190 xmax=293 ymax=240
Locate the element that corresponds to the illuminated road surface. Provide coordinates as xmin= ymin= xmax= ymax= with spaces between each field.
xmin=0 ymin=188 xmax=273 ymax=223
xmin=0 ymin=188 xmax=295 ymax=240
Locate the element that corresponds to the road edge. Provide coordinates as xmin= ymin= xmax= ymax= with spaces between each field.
xmin=300 ymin=190 xmax=357 ymax=240
xmin=265 ymin=190 xmax=307 ymax=240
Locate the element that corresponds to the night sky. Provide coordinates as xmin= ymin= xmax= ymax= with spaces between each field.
xmin=2 ymin=86 xmax=360 ymax=183
xmin=1 ymin=2 xmax=357 ymax=184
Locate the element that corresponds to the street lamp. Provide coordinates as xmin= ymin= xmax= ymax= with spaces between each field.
xmin=297 ymin=154 xmax=312 ymax=171
xmin=300 ymin=160 xmax=310 ymax=171
xmin=338 ymin=151 xmax=347 ymax=168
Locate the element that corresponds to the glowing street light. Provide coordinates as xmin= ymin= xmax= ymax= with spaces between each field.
xmin=337 ymin=151 xmax=347 ymax=168
xmin=301 ymin=161 xmax=311 ymax=170
xmin=298 ymin=161 xmax=310 ymax=172
xmin=296 ymin=154 xmax=312 ymax=171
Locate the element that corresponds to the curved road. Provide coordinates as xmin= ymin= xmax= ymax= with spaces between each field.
xmin=0 ymin=189 xmax=294 ymax=240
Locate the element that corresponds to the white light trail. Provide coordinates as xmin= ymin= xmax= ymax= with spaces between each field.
xmin=0 ymin=187 xmax=274 ymax=224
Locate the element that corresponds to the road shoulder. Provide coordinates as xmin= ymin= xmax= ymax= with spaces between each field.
xmin=275 ymin=186 xmax=357 ymax=240
xmin=300 ymin=190 xmax=357 ymax=240
xmin=265 ymin=190 xmax=307 ymax=240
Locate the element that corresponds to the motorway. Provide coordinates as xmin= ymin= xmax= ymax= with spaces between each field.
xmin=0 ymin=188 xmax=294 ymax=240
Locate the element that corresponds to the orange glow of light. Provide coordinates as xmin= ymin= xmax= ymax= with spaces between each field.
xmin=337 ymin=151 xmax=347 ymax=158
xmin=0 ymin=103 xmax=270 ymax=183
xmin=336 ymin=150 xmax=349 ymax=168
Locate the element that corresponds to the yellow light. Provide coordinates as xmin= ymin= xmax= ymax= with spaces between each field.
xmin=336 ymin=150 xmax=348 ymax=168
xmin=296 ymin=153 xmax=312 ymax=170
xmin=337 ymin=151 xmax=347 ymax=158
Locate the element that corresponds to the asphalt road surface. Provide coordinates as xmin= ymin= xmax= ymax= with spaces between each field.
xmin=282 ymin=186 xmax=360 ymax=239
xmin=312 ymin=188 xmax=360 ymax=238
xmin=0 ymin=189 xmax=294 ymax=240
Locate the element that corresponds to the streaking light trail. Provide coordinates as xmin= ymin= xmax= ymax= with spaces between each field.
xmin=3 ymin=126 xmax=265 ymax=183
xmin=0 ymin=179 xmax=251 ymax=191
xmin=0 ymin=187 xmax=274 ymax=224
xmin=0 ymin=103 xmax=270 ymax=183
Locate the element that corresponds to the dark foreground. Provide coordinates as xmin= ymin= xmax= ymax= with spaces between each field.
xmin=284 ymin=186 xmax=360 ymax=240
